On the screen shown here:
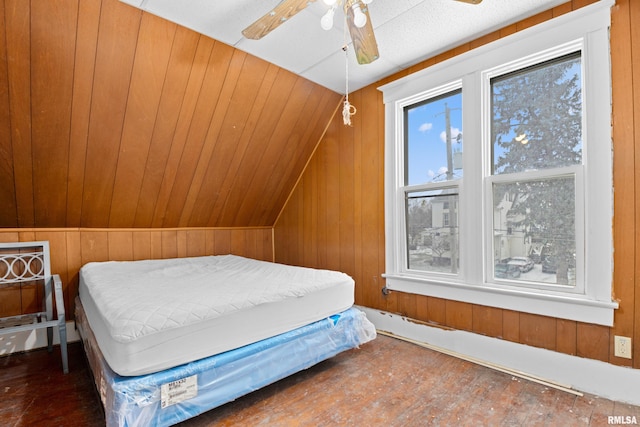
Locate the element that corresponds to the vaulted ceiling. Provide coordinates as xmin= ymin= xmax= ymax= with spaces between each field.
xmin=0 ymin=0 xmax=341 ymax=228
xmin=123 ymin=0 xmax=567 ymax=93
xmin=0 ymin=0 xmax=575 ymax=229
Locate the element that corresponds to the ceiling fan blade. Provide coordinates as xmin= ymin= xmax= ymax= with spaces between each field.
xmin=242 ymin=0 xmax=317 ymax=40
xmin=345 ymin=2 xmax=379 ymax=65
xmin=453 ymin=0 xmax=482 ymax=4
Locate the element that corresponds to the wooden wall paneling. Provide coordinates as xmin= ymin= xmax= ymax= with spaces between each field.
xmin=376 ymin=86 xmax=387 ymax=314
xmin=515 ymin=8 xmax=553 ymax=32
xmin=262 ymin=228 xmax=274 ymax=261
xmin=309 ymin=120 xmax=329 ymax=270
xmin=133 ymin=27 xmax=200 ymax=228
xmin=576 ymin=323 xmax=610 ymax=363
xmin=34 ymin=230 xmax=71 ymax=319
xmin=20 ymin=283 xmax=38 ymax=314
xmin=81 ymin=0 xmax=141 ymax=227
xmin=610 ymin=0 xmax=636 ymax=367
xmin=351 ymin=101 xmax=365 ymax=306
xmin=65 ymin=230 xmax=82 ymax=311
xmin=17 ymin=230 xmax=35 ymax=242
xmin=274 ymin=184 xmax=301 ymax=266
xmin=255 ymin=87 xmax=341 ymax=227
xmin=325 ymin=121 xmax=342 ymax=271
xmin=472 ymin=305 xmax=503 ymax=338
xmin=556 ymin=319 xmax=577 ymax=356
xmin=296 ymin=184 xmax=305 ymax=266
xmin=31 ymin=0 xmax=76 ymax=227
xmin=338 ymin=98 xmax=356 ymax=282
xmin=0 ymin=0 xmax=18 ymax=227
xmin=213 ymin=229 xmax=231 ymax=255
xmin=33 ymin=230 xmax=68 ymax=283
xmin=207 ymin=67 xmax=296 ymax=228
xmin=200 ymin=63 xmax=280 ymax=227
xmin=132 ymin=230 xmax=151 ymax=260
xmin=445 ymin=300 xmax=473 ymax=332
xmin=186 ymin=229 xmax=206 ymax=257
xmin=248 ymin=229 xmax=264 ymax=260
xmin=230 ymin=229 xmax=250 ymax=257
xmin=80 ymin=231 xmax=109 ymax=265
xmin=518 ymin=313 xmax=557 ymax=351
xmin=182 ymin=54 xmax=270 ymax=227
xmin=108 ymin=231 xmax=134 ymax=261
xmin=551 ymin=2 xmax=572 ymax=17
xmin=572 ymin=0 xmax=599 ymax=9
xmin=427 ymin=296 xmax=447 ymax=326
xmin=150 ymin=35 xmax=215 ymax=228
xmin=204 ymin=229 xmax=215 ymax=255
xmin=176 ymin=229 xmax=188 ymax=257
xmin=249 ymin=83 xmax=315 ymax=225
xmin=303 ymin=161 xmax=318 ymax=268
xmin=67 ymin=0 xmax=101 ymax=227
xmin=631 ymin=0 xmax=640 ymax=369
xmin=108 ymin=14 xmax=177 ymax=227
xmin=161 ymin=41 xmax=235 ymax=227
xmin=361 ymin=86 xmax=384 ymax=310
xmin=177 ymin=49 xmax=250 ymax=227
xmin=5 ymin=0 xmax=34 ymax=227
xmin=147 ymin=230 xmax=162 ymax=259
xmin=502 ymin=310 xmax=520 ymax=342
xmin=0 ymin=286 xmax=21 ymax=318
xmin=232 ymin=77 xmax=315 ymax=227
xmin=413 ymin=294 xmax=430 ymax=323
xmin=159 ymin=230 xmax=177 ymax=259
xmin=396 ymin=291 xmax=418 ymax=319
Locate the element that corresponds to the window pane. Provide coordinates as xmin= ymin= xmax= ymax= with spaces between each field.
xmin=491 ymin=53 xmax=582 ymax=175
xmin=492 ymin=177 xmax=576 ymax=287
xmin=406 ymin=189 xmax=459 ymax=274
xmin=405 ymin=90 xmax=462 ymax=185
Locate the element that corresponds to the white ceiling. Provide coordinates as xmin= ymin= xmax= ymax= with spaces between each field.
xmin=121 ymin=0 xmax=567 ymax=94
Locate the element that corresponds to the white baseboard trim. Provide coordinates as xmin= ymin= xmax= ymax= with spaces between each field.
xmin=0 ymin=321 xmax=79 ymax=355
xmin=357 ymin=306 xmax=640 ymax=406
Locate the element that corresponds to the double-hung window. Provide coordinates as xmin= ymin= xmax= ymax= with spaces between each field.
xmin=380 ymin=1 xmax=617 ymax=326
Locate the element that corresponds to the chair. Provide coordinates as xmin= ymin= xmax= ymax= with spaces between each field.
xmin=0 ymin=241 xmax=68 ymax=373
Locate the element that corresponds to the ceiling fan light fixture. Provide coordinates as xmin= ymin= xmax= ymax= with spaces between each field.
xmin=320 ymin=7 xmax=335 ymax=31
xmin=322 ymin=0 xmax=337 ymax=5
xmin=352 ymin=4 xmax=367 ymax=28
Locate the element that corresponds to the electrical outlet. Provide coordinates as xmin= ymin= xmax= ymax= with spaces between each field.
xmin=614 ymin=336 xmax=632 ymax=359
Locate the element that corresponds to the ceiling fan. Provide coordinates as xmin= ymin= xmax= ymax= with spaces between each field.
xmin=242 ymin=0 xmax=483 ymax=65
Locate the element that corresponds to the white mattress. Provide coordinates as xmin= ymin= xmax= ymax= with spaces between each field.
xmin=78 ymin=254 xmax=355 ymax=376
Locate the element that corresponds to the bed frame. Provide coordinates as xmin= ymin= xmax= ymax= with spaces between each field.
xmin=0 ymin=241 xmax=68 ymax=373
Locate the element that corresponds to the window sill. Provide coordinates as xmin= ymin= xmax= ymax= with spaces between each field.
xmin=383 ymin=273 xmax=618 ymax=326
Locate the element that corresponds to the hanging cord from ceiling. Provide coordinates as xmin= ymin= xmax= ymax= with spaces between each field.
xmin=342 ymin=14 xmax=356 ymax=126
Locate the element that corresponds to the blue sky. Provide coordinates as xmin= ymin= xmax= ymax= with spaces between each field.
xmin=405 ymin=91 xmax=463 ymax=186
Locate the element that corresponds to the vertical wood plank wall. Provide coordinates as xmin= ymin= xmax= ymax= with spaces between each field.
xmin=274 ymin=0 xmax=640 ymax=369
xmin=0 ymin=228 xmax=273 ymax=321
xmin=0 ymin=0 xmax=341 ymax=229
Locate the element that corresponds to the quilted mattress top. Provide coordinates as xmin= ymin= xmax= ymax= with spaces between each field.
xmin=79 ymin=254 xmax=354 ymax=344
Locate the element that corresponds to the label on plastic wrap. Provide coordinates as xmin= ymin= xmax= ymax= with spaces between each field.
xmin=160 ymin=375 xmax=198 ymax=409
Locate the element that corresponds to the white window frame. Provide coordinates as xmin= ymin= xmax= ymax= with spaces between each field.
xmin=379 ymin=1 xmax=617 ymax=326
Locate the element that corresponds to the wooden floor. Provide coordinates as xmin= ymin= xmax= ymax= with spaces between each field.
xmin=1 ymin=335 xmax=639 ymax=426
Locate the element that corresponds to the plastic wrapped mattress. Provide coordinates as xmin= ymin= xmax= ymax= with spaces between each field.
xmin=78 ymin=254 xmax=356 ymax=376
xmin=76 ymin=299 xmax=376 ymax=427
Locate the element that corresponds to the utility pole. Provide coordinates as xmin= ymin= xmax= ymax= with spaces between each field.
xmin=445 ymin=103 xmax=454 ymax=181
xmin=444 ymin=103 xmax=457 ymax=273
